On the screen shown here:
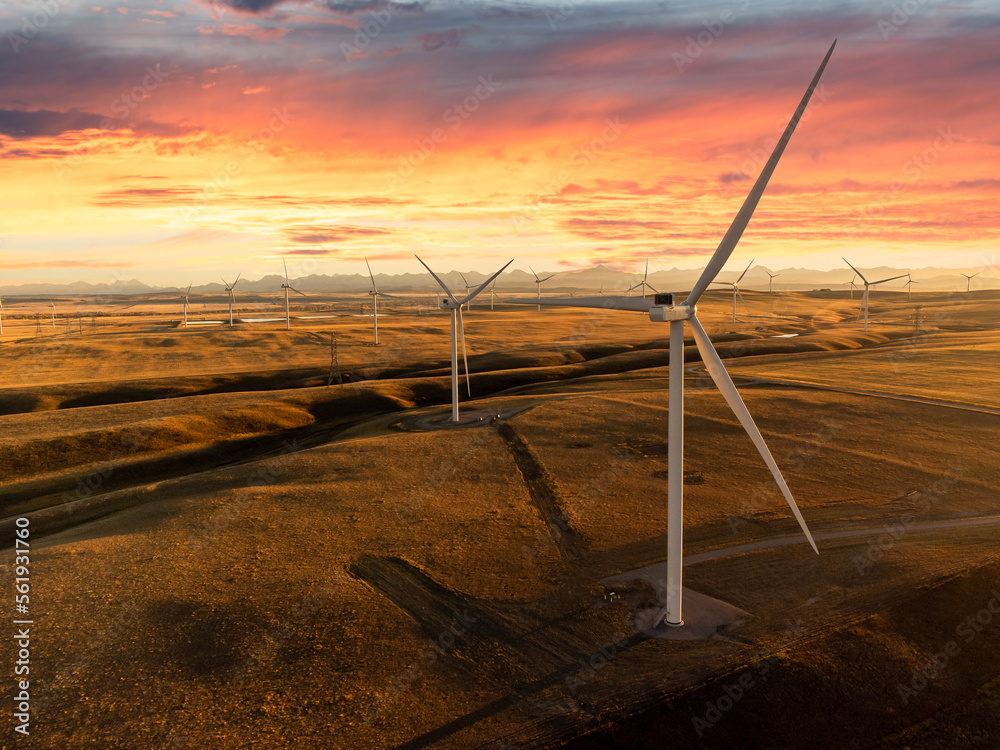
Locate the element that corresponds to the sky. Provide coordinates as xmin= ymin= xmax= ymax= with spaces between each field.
xmin=1 ymin=0 xmax=999 ymax=286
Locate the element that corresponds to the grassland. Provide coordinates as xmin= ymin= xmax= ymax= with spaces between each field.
xmin=1 ymin=289 xmax=998 ymax=749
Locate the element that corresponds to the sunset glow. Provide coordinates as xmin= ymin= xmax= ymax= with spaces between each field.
xmin=2 ymin=0 xmax=998 ymax=285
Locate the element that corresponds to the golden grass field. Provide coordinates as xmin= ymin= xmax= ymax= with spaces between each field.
xmin=1 ymin=288 xmax=998 ymax=749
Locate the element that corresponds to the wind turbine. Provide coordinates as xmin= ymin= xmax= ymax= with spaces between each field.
xmin=50 ymin=300 xmax=55 ymax=329
xmin=460 ymin=273 xmax=474 ymax=310
xmin=489 ymin=280 xmax=498 ymax=311
xmin=222 ymin=274 xmax=241 ymax=327
xmin=766 ymin=270 xmax=780 ymax=293
xmin=511 ymin=39 xmax=835 ymax=627
xmin=529 ymin=267 xmax=555 ymax=312
xmin=903 ymin=276 xmax=919 ymax=301
xmin=842 ymin=259 xmax=907 ymax=332
xmin=0 ymin=295 xmax=4 ymax=336
xmin=364 ymin=257 xmax=399 ymax=343
xmin=711 ymin=259 xmax=754 ymax=323
xmin=282 ymin=258 xmax=307 ymax=331
xmin=629 ymin=259 xmax=659 ymax=298
xmin=961 ymin=271 xmax=979 ymax=293
xmin=181 ymin=282 xmax=192 ymax=328
xmin=415 ymin=256 xmax=512 ymax=423
xmin=848 ymin=276 xmax=858 ymax=300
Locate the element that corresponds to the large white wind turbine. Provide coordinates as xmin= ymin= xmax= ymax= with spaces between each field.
xmin=629 ymin=260 xmax=659 ymax=297
xmin=512 ymin=40 xmax=836 ymax=627
xmin=711 ymin=259 xmax=754 ymax=323
xmin=282 ymin=258 xmax=308 ymax=331
xmin=416 ymin=256 xmax=512 ymax=422
xmin=222 ymin=274 xmax=241 ymax=327
xmin=961 ymin=271 xmax=979 ymax=293
xmin=529 ymin=267 xmax=555 ymax=312
xmin=842 ymin=259 xmax=906 ymax=332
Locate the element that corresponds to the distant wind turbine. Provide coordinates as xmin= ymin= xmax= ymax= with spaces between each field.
xmin=961 ymin=271 xmax=979 ymax=293
xmin=842 ymin=259 xmax=907 ymax=332
xmin=529 ymin=267 xmax=555 ymax=312
xmin=181 ymin=282 xmax=192 ymax=328
xmin=766 ymin=270 xmax=780 ymax=294
xmin=903 ymin=276 xmax=919 ymax=301
xmin=847 ymin=275 xmax=858 ymax=300
xmin=489 ymin=280 xmax=498 ymax=311
xmin=710 ymin=259 xmax=754 ymax=323
xmin=460 ymin=273 xmax=474 ymax=310
xmin=416 ymin=256 xmax=512 ymax=422
xmin=0 ymin=295 xmax=4 ymax=336
xmin=50 ymin=300 xmax=55 ymax=329
xmin=510 ymin=39 xmax=835 ymax=627
xmin=222 ymin=274 xmax=242 ymax=327
xmin=365 ymin=257 xmax=400 ymax=343
xmin=629 ymin=259 xmax=659 ymax=297
xmin=282 ymin=258 xmax=307 ymax=331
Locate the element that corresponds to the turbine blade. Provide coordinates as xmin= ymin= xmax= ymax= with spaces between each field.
xmin=187 ymin=282 xmax=193 ymax=294
xmin=290 ymin=287 xmax=308 ymax=297
xmin=736 ymin=259 xmax=754 ymax=284
xmin=415 ymin=255 xmax=458 ymax=304
xmin=507 ymin=295 xmax=653 ymax=312
xmin=529 ymin=266 xmax=538 ymax=282
xmin=689 ymin=315 xmax=818 ymax=553
xmin=458 ymin=260 xmax=513 ymax=305
xmin=842 ymin=258 xmax=868 ymax=284
xmin=365 ymin=257 xmax=378 ymax=293
xmin=871 ymin=274 xmax=908 ymax=285
xmin=684 ymin=40 xmax=836 ymax=307
xmin=539 ymin=274 xmax=555 ymax=282
xmin=737 ymin=288 xmax=751 ymax=315
xmin=233 ymin=273 xmax=241 ymax=287
xmin=283 ymin=256 xmax=289 ymax=284
xmin=458 ymin=307 xmax=471 ymax=397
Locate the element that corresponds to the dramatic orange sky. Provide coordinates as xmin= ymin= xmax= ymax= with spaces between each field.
xmin=1 ymin=0 xmax=998 ymax=285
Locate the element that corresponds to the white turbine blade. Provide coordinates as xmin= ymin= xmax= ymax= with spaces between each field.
xmin=736 ymin=259 xmax=754 ymax=284
xmin=871 ymin=274 xmax=908 ymax=285
xmin=539 ymin=274 xmax=555 ymax=283
xmin=737 ymin=288 xmax=751 ymax=315
xmin=458 ymin=260 xmax=513 ymax=306
xmin=689 ymin=315 xmax=819 ymax=553
xmin=283 ymin=256 xmax=289 ymax=284
xmin=415 ymin=256 xmax=458 ymax=304
xmin=289 ymin=287 xmax=308 ymax=297
xmin=233 ymin=273 xmax=242 ymax=288
xmin=685 ymin=40 xmax=836 ymax=307
xmin=460 ymin=272 xmax=470 ymax=286
xmin=842 ymin=258 xmax=868 ymax=284
xmin=457 ymin=307 xmax=471 ymax=396
xmin=529 ymin=266 xmax=539 ymax=282
xmin=643 ymin=259 xmax=649 ymax=281
xmin=379 ymin=291 xmax=404 ymax=300
xmin=187 ymin=282 xmax=193 ymax=294
xmin=365 ymin=257 xmax=378 ymax=294
xmin=507 ymin=295 xmax=654 ymax=312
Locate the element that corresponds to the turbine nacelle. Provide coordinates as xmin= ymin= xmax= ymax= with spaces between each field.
xmin=648 ymin=295 xmax=694 ymax=322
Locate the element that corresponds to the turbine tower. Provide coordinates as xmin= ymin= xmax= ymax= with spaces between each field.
xmin=222 ymin=274 xmax=241 ymax=327
xmin=529 ymin=267 xmax=555 ymax=312
xmin=766 ymin=270 xmax=780 ymax=294
xmin=629 ymin=260 xmax=659 ymax=297
xmin=710 ymin=259 xmax=754 ymax=323
xmin=512 ymin=39 xmax=836 ymax=627
xmin=282 ymin=258 xmax=307 ymax=331
xmin=50 ymin=300 xmax=55 ymax=329
xmin=416 ymin=256 xmax=512 ymax=423
xmin=961 ymin=271 xmax=979 ymax=293
xmin=842 ymin=259 xmax=907 ymax=332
